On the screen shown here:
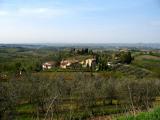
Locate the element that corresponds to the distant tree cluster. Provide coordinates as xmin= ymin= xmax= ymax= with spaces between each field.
xmin=70 ymin=48 xmax=93 ymax=55
xmin=119 ymin=51 xmax=133 ymax=64
xmin=96 ymin=54 xmax=109 ymax=71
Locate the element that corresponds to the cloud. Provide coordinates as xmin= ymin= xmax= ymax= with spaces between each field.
xmin=0 ymin=10 xmax=9 ymax=16
xmin=0 ymin=7 xmax=68 ymax=18
xmin=18 ymin=7 xmax=68 ymax=17
xmin=19 ymin=8 xmax=49 ymax=14
xmin=74 ymin=6 xmax=106 ymax=12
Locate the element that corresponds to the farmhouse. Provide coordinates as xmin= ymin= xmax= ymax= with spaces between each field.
xmin=60 ymin=57 xmax=97 ymax=69
xmin=60 ymin=60 xmax=79 ymax=69
xmin=67 ymin=62 xmax=82 ymax=69
xmin=42 ymin=61 xmax=56 ymax=70
xmin=80 ymin=58 xmax=96 ymax=68
xmin=60 ymin=60 xmax=71 ymax=69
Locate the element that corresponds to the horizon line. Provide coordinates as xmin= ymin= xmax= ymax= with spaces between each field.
xmin=0 ymin=42 xmax=160 ymax=44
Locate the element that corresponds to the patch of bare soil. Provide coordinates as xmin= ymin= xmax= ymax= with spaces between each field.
xmin=88 ymin=116 xmax=112 ymax=120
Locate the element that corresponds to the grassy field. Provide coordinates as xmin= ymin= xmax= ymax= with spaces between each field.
xmin=135 ymin=55 xmax=160 ymax=61
xmin=117 ymin=107 xmax=160 ymax=120
xmin=132 ymin=54 xmax=160 ymax=78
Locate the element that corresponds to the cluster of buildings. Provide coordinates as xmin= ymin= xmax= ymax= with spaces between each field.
xmin=42 ymin=58 xmax=96 ymax=70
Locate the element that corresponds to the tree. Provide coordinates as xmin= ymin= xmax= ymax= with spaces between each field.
xmin=120 ymin=52 xmax=132 ymax=64
xmin=103 ymin=78 xmax=119 ymax=105
xmin=29 ymin=76 xmax=52 ymax=115
xmin=34 ymin=62 xmax=42 ymax=72
xmin=0 ymin=79 xmax=18 ymax=120
xmin=122 ymin=79 xmax=159 ymax=111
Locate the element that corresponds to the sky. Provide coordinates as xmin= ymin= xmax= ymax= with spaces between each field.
xmin=0 ymin=0 xmax=160 ymax=43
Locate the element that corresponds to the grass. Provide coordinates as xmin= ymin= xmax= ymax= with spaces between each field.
xmin=117 ymin=107 xmax=160 ymax=120
xmin=114 ymin=64 xmax=151 ymax=79
xmin=16 ymin=115 xmax=34 ymax=120
xmin=132 ymin=54 xmax=160 ymax=78
xmin=135 ymin=55 xmax=160 ymax=61
xmin=15 ymin=100 xmax=124 ymax=120
xmin=16 ymin=103 xmax=35 ymax=113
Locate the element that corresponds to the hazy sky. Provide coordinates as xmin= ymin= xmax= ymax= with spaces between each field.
xmin=0 ymin=0 xmax=160 ymax=43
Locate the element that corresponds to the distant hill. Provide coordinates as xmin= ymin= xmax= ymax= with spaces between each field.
xmin=0 ymin=43 xmax=160 ymax=49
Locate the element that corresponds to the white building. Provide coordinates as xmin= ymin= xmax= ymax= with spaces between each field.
xmin=80 ymin=58 xmax=96 ymax=68
xmin=42 ymin=61 xmax=55 ymax=70
xmin=60 ymin=60 xmax=72 ymax=69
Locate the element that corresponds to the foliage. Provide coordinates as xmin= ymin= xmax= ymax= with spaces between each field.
xmin=120 ymin=52 xmax=132 ymax=64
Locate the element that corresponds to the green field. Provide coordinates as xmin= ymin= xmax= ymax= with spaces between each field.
xmin=118 ymin=107 xmax=160 ymax=120
xmin=132 ymin=55 xmax=160 ymax=78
